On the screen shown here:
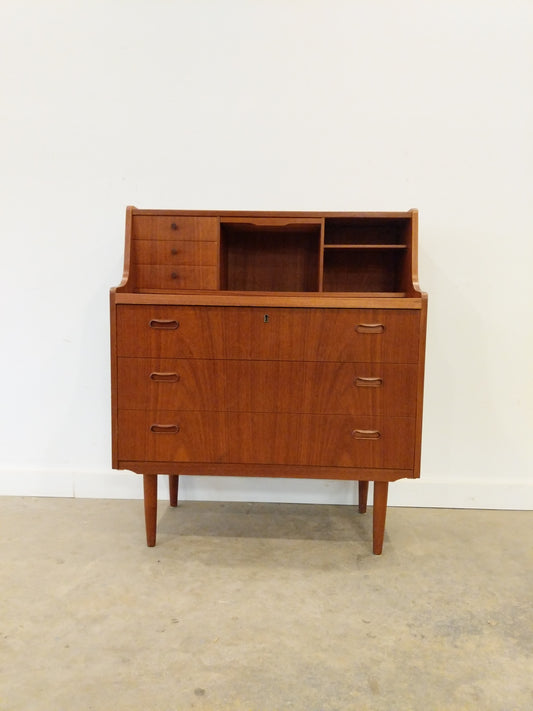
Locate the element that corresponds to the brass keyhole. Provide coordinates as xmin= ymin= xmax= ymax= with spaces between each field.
xmin=263 ymin=314 xmax=270 ymax=323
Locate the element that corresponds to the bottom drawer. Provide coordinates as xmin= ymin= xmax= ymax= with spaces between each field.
xmin=132 ymin=265 xmax=217 ymax=290
xmin=118 ymin=411 xmax=415 ymax=469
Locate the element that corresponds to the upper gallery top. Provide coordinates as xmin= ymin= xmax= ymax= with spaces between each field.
xmin=114 ymin=207 xmax=423 ymax=299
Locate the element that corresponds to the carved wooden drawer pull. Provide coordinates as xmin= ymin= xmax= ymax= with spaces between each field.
xmin=354 ymin=376 xmax=383 ymax=388
xmin=356 ymin=323 xmax=385 ymax=334
xmin=150 ymin=424 xmax=180 ymax=434
xmin=149 ymin=319 xmax=179 ymax=330
xmin=149 ymin=372 xmax=180 ymax=382
xmin=352 ymin=429 xmax=381 ymax=440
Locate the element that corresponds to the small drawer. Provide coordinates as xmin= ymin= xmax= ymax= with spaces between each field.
xmin=132 ymin=240 xmax=218 ymax=266
xmin=132 ymin=216 xmax=218 ymax=241
xmin=132 ymin=265 xmax=218 ymax=290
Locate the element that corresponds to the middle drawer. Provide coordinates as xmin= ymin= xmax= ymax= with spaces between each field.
xmin=132 ymin=239 xmax=218 ymax=266
xmin=117 ymin=358 xmax=418 ymax=417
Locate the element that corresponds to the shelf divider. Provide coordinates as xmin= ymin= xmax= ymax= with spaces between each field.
xmin=323 ymin=244 xmax=407 ymax=249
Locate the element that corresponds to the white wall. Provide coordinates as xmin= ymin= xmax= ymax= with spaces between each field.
xmin=1 ymin=0 xmax=532 ymax=508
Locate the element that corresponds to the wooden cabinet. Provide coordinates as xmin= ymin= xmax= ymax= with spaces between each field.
xmin=110 ymin=208 xmax=427 ymax=553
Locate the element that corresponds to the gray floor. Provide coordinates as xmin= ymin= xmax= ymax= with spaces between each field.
xmin=1 ymin=496 xmax=532 ymax=711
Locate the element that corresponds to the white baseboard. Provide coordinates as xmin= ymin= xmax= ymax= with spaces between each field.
xmin=0 ymin=467 xmax=531 ymax=510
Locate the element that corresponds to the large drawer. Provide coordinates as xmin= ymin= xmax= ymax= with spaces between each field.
xmin=132 ymin=216 xmax=218 ymax=241
xmin=116 ymin=306 xmax=420 ymax=363
xmin=117 ymin=358 xmax=418 ymax=417
xmin=117 ymin=410 xmax=416 ymax=469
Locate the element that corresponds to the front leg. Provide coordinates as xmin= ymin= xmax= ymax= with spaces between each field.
xmin=143 ymin=474 xmax=158 ymax=547
xmin=372 ymin=481 xmax=389 ymax=555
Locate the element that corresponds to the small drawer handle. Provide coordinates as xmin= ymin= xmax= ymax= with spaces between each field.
xmin=150 ymin=372 xmax=180 ymax=382
xmin=170 ymin=272 xmax=178 ymax=279
xmin=352 ymin=429 xmax=381 ymax=440
xmin=354 ymin=377 xmax=383 ymax=388
xmin=171 ymin=248 xmax=178 ymax=255
xmin=170 ymin=222 xmax=179 ymax=231
xmin=356 ymin=323 xmax=385 ymax=334
xmin=149 ymin=319 xmax=179 ymax=330
xmin=150 ymin=424 xmax=180 ymax=434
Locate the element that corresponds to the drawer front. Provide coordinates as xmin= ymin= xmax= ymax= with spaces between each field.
xmin=116 ymin=306 xmax=420 ymax=363
xmin=132 ymin=265 xmax=218 ymax=290
xmin=118 ymin=411 xmax=415 ymax=469
xmin=117 ymin=358 xmax=418 ymax=417
xmin=132 ymin=240 xmax=218 ymax=266
xmin=132 ymin=216 xmax=218 ymax=241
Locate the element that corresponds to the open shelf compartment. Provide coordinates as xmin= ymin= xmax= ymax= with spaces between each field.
xmin=324 ymin=217 xmax=410 ymax=246
xmin=322 ymin=248 xmax=407 ymax=292
xmin=221 ymin=220 xmax=322 ymax=292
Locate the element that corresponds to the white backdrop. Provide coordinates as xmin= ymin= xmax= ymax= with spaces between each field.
xmin=1 ymin=0 xmax=532 ymax=508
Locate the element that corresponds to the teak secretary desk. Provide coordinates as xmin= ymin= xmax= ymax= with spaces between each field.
xmin=110 ymin=207 xmax=427 ymax=554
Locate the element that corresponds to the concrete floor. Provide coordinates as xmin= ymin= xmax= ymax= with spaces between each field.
xmin=1 ymin=497 xmax=532 ymax=711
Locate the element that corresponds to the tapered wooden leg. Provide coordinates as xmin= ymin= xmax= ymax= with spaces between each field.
xmin=358 ymin=480 xmax=369 ymax=513
xmin=143 ymin=474 xmax=158 ymax=547
xmin=372 ymin=481 xmax=389 ymax=555
xmin=169 ymin=475 xmax=179 ymax=507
